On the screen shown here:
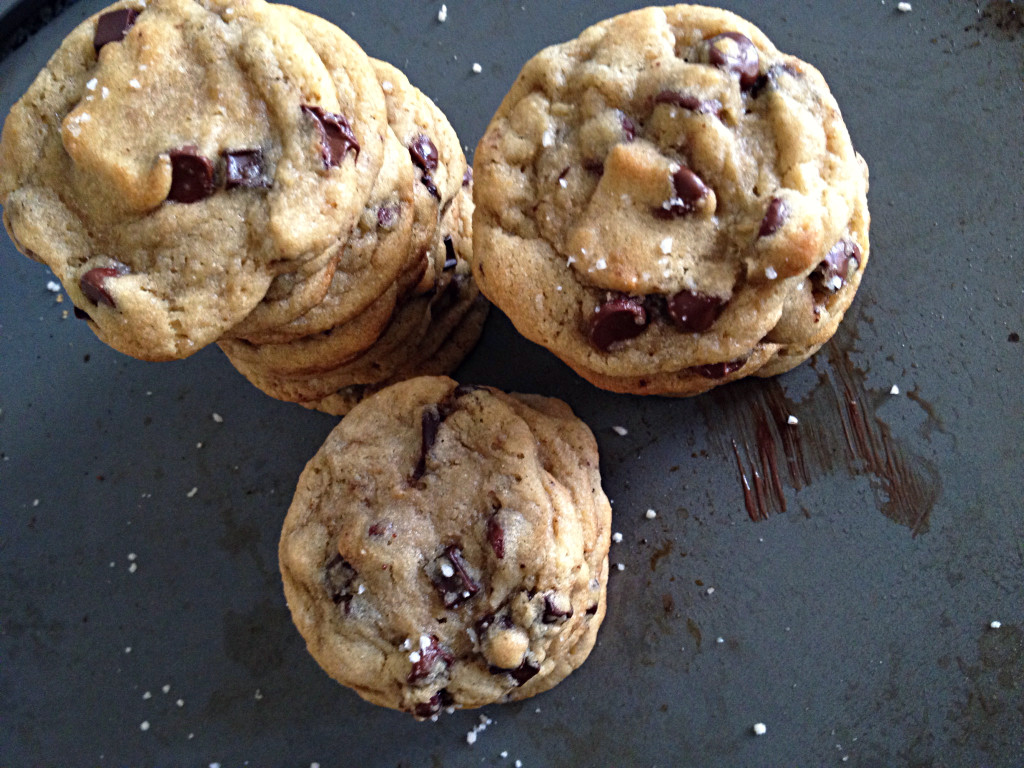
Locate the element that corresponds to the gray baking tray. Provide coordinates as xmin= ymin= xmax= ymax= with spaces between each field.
xmin=1 ymin=1 xmax=1022 ymax=765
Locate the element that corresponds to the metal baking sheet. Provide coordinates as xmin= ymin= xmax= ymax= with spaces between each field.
xmin=2 ymin=1 xmax=1022 ymax=765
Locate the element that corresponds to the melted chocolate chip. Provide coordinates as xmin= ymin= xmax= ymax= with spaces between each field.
xmin=656 ymin=166 xmax=709 ymax=218
xmin=407 ymin=636 xmax=453 ymax=684
xmin=412 ymin=404 xmax=441 ymax=482
xmin=324 ymin=554 xmax=357 ymax=608
xmin=749 ymin=63 xmax=800 ymax=99
xmin=707 ymin=32 xmax=760 ymax=91
xmin=73 ymin=306 xmax=91 ymax=321
xmin=377 ymin=204 xmax=397 ymax=229
xmin=653 ymin=90 xmax=723 ymax=117
xmin=621 ymin=114 xmax=637 ymax=142
xmin=666 ymin=290 xmax=727 ymax=333
xmin=487 ymin=515 xmax=505 ymax=560
xmin=443 ymin=236 xmax=458 ymax=271
xmin=422 ymin=174 xmax=441 ymax=199
xmin=79 ymin=261 xmax=130 ymax=307
xmin=409 ymin=134 xmax=439 ymax=172
xmin=589 ymin=295 xmax=648 ymax=351
xmin=302 ymin=106 xmax=359 ymax=168
xmin=223 ymin=149 xmax=269 ymax=189
xmin=412 ymin=689 xmax=454 ymax=718
xmin=94 ymin=8 xmax=138 ymax=52
xmin=585 ymin=603 xmax=599 ymax=616
xmin=462 ymin=167 xmax=473 ymax=187
xmin=494 ymin=660 xmax=540 ymax=687
xmin=758 ymin=197 xmax=789 ymax=238
xmin=812 ymin=239 xmax=861 ymax=293
xmin=542 ymin=593 xmax=574 ymax=624
xmin=692 ymin=359 xmax=746 ymax=379
xmin=167 ymin=147 xmax=214 ymax=203
xmin=429 ymin=545 xmax=480 ymax=608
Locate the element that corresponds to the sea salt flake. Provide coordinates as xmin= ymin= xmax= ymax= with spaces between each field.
xmin=419 ymin=635 xmax=432 ymax=650
xmin=897 ymin=1 xmax=912 ymax=11
xmin=616 ymin=563 xmax=625 ymax=571
xmin=612 ymin=425 xmax=628 ymax=436
xmin=753 ymin=722 xmax=767 ymax=736
xmin=437 ymin=4 xmax=447 ymax=22
xmin=143 ymin=691 xmax=152 ymax=700
xmin=140 ymin=721 xmax=150 ymax=731
xmin=212 ymin=412 xmax=224 ymax=423
xmin=594 ymin=258 xmax=607 ymax=270
xmin=162 ymin=684 xmax=170 ymax=694
xmin=542 ymin=129 xmax=554 ymax=147
xmin=890 ymin=385 xmax=900 ymax=395
xmin=128 ymin=79 xmax=141 ymax=89
xmin=86 ymin=78 xmax=97 ymax=91
xmin=409 ymin=651 xmax=421 ymax=663
xmin=787 ymin=415 xmax=799 ymax=425
xmin=765 ymin=266 xmax=778 ymax=280
xmin=990 ymin=620 xmax=1002 ymax=629
xmin=46 ymin=280 xmax=61 ymax=293
xmin=187 ymin=487 xmax=198 ymax=498
xmin=645 ymin=509 xmax=657 ymax=519
xmin=558 ymin=177 xmax=567 ymax=188
xmin=612 ymin=532 xmax=623 ymax=543
xmin=128 ymin=563 xmax=137 ymax=573
xmin=660 ymin=237 xmax=673 ymax=254
xmin=440 ymin=563 xmax=454 ymax=578
xmin=472 ymin=62 xmax=482 ymax=74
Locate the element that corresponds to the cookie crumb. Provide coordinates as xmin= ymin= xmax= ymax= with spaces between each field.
xmin=612 ymin=425 xmax=628 ymax=436
xmin=889 ymin=385 xmax=900 ymax=395
xmin=645 ymin=509 xmax=657 ymax=519
xmin=472 ymin=62 xmax=483 ymax=74
xmin=212 ymin=412 xmax=224 ymax=423
xmin=897 ymin=1 xmax=912 ymax=11
xmin=990 ymin=620 xmax=1002 ymax=629
xmin=437 ymin=4 xmax=447 ymax=22
xmin=753 ymin=722 xmax=767 ymax=736
xmin=611 ymin=532 xmax=623 ymax=543
xmin=787 ymin=415 xmax=799 ymax=425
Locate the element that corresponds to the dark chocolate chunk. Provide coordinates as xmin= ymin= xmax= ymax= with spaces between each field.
xmin=707 ymin=32 xmax=760 ymax=90
xmin=302 ymin=105 xmax=359 ymax=168
xmin=167 ymin=147 xmax=214 ymax=203
xmin=443 ymin=236 xmax=458 ymax=271
xmin=656 ymin=166 xmax=709 ymax=218
xmin=497 ymin=660 xmax=540 ymax=687
xmin=409 ymin=134 xmax=439 ymax=172
xmin=749 ymin=63 xmax=800 ymax=99
xmin=223 ymin=149 xmax=269 ymax=189
xmin=588 ymin=295 xmax=648 ymax=351
xmin=73 ymin=306 xmax=91 ymax=321
xmin=324 ymin=554 xmax=357 ymax=608
xmin=421 ymin=173 xmax=441 ymax=200
xmin=542 ymin=592 xmax=574 ymax=624
xmin=429 ymin=545 xmax=480 ymax=609
xmin=462 ymin=167 xmax=473 ymax=187
xmin=368 ymin=521 xmax=392 ymax=537
xmin=94 ymin=8 xmax=138 ymax=52
xmin=620 ymin=114 xmax=637 ymax=142
xmin=377 ymin=204 xmax=398 ymax=229
xmin=653 ymin=90 xmax=723 ymax=117
xmin=413 ymin=696 xmax=442 ymax=719
xmin=583 ymin=159 xmax=605 ymax=175
xmin=407 ymin=636 xmax=453 ymax=684
xmin=692 ymin=359 xmax=746 ymax=379
xmin=1009 ymin=332 xmax=1020 ymax=343
xmin=585 ymin=603 xmax=599 ymax=616
xmin=758 ymin=197 xmax=789 ymax=238
xmin=79 ymin=261 xmax=130 ymax=307
xmin=666 ymin=290 xmax=727 ymax=333
xmin=812 ymin=239 xmax=861 ymax=293
xmin=487 ymin=515 xmax=505 ymax=560
xmin=411 ymin=404 xmax=442 ymax=482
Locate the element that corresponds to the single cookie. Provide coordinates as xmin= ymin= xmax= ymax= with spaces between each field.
xmin=473 ymin=4 xmax=869 ymax=395
xmin=0 ymin=0 xmax=386 ymax=359
xmin=279 ymin=376 xmax=611 ymax=717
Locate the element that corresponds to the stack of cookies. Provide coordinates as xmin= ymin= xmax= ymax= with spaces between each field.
xmin=279 ymin=376 xmax=611 ymax=718
xmin=0 ymin=0 xmax=485 ymax=414
xmin=473 ymin=4 xmax=869 ymax=397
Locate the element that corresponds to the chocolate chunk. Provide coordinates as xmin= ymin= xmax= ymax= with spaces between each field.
xmin=1010 ymin=332 xmax=1020 ymax=343
xmin=93 ymin=8 xmax=138 ymax=52
xmin=302 ymin=106 xmax=359 ymax=168
xmin=585 ymin=603 xmax=599 ymax=616
xmin=409 ymin=134 xmax=439 ymax=172
xmin=620 ymin=114 xmax=637 ymax=142
xmin=666 ymin=290 xmax=727 ymax=333
xmin=692 ymin=359 xmax=746 ymax=379
xmin=421 ymin=173 xmax=441 ymax=200
xmin=487 ymin=515 xmax=505 ymax=560
xmin=411 ymin=404 xmax=442 ymax=482
xmin=412 ymin=689 xmax=454 ymax=718
xmin=583 ymin=159 xmax=605 ymax=175
xmin=657 ymin=166 xmax=709 ymax=217
xmin=73 ymin=306 xmax=91 ymax=321
xmin=707 ymin=32 xmax=760 ymax=90
xmin=443 ymin=236 xmax=458 ymax=271
xmin=407 ymin=636 xmax=453 ymax=684
xmin=377 ymin=204 xmax=397 ymax=229
xmin=542 ymin=592 xmax=574 ymax=624
xmin=758 ymin=197 xmax=789 ymax=238
xmin=588 ymin=295 xmax=648 ymax=351
xmin=324 ymin=554 xmax=357 ymax=608
xmin=749 ymin=63 xmax=800 ymax=99
xmin=813 ymin=239 xmax=861 ymax=293
xmin=494 ymin=659 xmax=540 ymax=687
xmin=462 ymin=167 xmax=473 ymax=187
xmin=368 ymin=521 xmax=392 ymax=537
xmin=79 ymin=261 xmax=130 ymax=307
xmin=653 ymin=90 xmax=723 ymax=117
xmin=223 ymin=149 xmax=269 ymax=189
xmin=167 ymin=147 xmax=214 ymax=203
xmin=429 ymin=545 xmax=480 ymax=609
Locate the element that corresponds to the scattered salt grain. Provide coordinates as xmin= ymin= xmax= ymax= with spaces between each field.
xmin=594 ymin=258 xmax=607 ymax=270
xmin=32 ymin=499 xmax=39 ymax=507
xmin=660 ymin=237 xmax=673 ymax=254
xmin=612 ymin=425 xmax=628 ymax=436
xmin=140 ymin=721 xmax=150 ymax=731
xmin=706 ymin=587 xmax=715 ymax=595
xmin=716 ymin=637 xmax=724 ymax=644
xmin=101 ymin=87 xmax=110 ymax=99
xmin=409 ymin=651 xmax=421 ymax=663
xmin=515 ymin=761 xmax=523 ymax=768
xmin=440 ymin=563 xmax=455 ymax=578
xmin=357 ymin=584 xmax=366 ymax=595
xmin=559 ymin=177 xmax=568 ymax=188
xmin=86 ymin=78 xmax=97 ymax=91
xmin=616 ymin=563 xmax=626 ymax=571
xmin=787 ymin=415 xmax=799 ymax=425
xmin=187 ymin=487 xmax=198 ymax=498
xmin=765 ymin=266 xmax=778 ymax=280
xmin=162 ymin=684 xmax=170 ymax=694
xmin=753 ymin=722 xmax=767 ymax=736
xmin=176 ymin=699 xmax=184 ymax=707
xmin=128 ymin=79 xmax=141 ymax=89
xmin=46 ymin=281 xmax=61 ymax=293
xmin=472 ymin=62 xmax=482 ymax=74
xmin=437 ymin=4 xmax=447 ymax=22
xmin=542 ymin=129 xmax=554 ymax=147
xmin=124 ymin=646 xmax=132 ymax=653
xmin=128 ymin=563 xmax=137 ymax=573
xmin=611 ymin=532 xmax=623 ymax=544
xmin=143 ymin=691 xmax=152 ymax=700
xmin=990 ymin=620 xmax=1002 ymax=629
xmin=890 ymin=385 xmax=900 ymax=395
xmin=419 ymin=635 xmax=432 ymax=650
xmin=897 ymin=2 xmax=912 ymax=11
xmin=212 ymin=413 xmax=224 ymax=423
xmin=645 ymin=509 xmax=657 ymax=520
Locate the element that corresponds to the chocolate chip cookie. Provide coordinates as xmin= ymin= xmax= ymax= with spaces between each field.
xmin=0 ymin=0 xmax=387 ymax=360
xmin=279 ymin=376 xmax=611 ymax=717
xmin=473 ymin=4 xmax=869 ymax=396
